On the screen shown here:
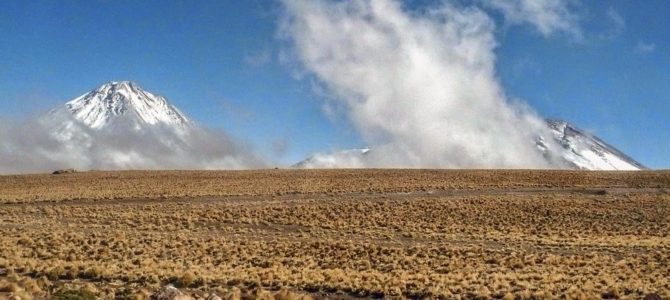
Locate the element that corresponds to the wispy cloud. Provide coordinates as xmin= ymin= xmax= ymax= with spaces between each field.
xmin=606 ymin=7 xmax=625 ymax=33
xmin=592 ymin=6 xmax=626 ymax=41
xmin=484 ymin=0 xmax=582 ymax=39
xmin=635 ymin=41 xmax=656 ymax=54
xmin=244 ymin=48 xmax=272 ymax=67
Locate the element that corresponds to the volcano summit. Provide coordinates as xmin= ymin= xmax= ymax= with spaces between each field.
xmin=61 ymin=81 xmax=190 ymax=129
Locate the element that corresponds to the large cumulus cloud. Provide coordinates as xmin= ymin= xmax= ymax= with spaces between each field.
xmin=281 ymin=0 xmax=570 ymax=168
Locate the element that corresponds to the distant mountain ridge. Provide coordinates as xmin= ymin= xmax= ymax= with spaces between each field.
xmin=295 ymin=120 xmax=645 ymax=170
xmin=34 ymin=81 xmax=644 ymax=171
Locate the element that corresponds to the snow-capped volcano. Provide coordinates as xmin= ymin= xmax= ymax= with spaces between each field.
xmin=60 ymin=81 xmax=190 ymax=130
xmin=41 ymin=81 xmax=196 ymax=147
xmin=295 ymin=120 xmax=645 ymax=170
xmin=16 ymin=81 xmax=262 ymax=171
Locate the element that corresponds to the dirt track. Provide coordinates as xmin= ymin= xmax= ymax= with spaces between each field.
xmin=0 ymin=170 xmax=669 ymax=299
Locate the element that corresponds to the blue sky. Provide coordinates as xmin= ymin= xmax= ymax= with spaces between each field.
xmin=0 ymin=0 xmax=668 ymax=168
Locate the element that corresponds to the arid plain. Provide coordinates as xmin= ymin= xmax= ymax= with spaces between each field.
xmin=0 ymin=170 xmax=669 ymax=299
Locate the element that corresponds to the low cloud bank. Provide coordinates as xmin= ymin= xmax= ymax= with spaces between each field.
xmin=0 ymin=111 xmax=264 ymax=174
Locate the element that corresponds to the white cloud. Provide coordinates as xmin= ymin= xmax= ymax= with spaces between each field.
xmin=592 ymin=6 xmax=625 ymax=40
xmin=606 ymin=7 xmax=625 ymax=32
xmin=485 ymin=0 xmax=581 ymax=38
xmin=0 ymin=113 xmax=264 ymax=174
xmin=635 ymin=41 xmax=656 ymax=54
xmin=281 ymin=0 xmax=565 ymax=168
xmin=244 ymin=48 xmax=272 ymax=67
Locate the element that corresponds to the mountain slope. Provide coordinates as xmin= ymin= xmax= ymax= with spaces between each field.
xmin=546 ymin=120 xmax=645 ymax=170
xmin=295 ymin=120 xmax=645 ymax=170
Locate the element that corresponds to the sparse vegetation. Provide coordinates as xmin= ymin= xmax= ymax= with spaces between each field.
xmin=52 ymin=289 xmax=97 ymax=300
xmin=0 ymin=170 xmax=669 ymax=298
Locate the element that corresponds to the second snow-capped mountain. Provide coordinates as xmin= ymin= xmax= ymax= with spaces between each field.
xmin=546 ymin=120 xmax=644 ymax=170
xmin=295 ymin=120 xmax=645 ymax=171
